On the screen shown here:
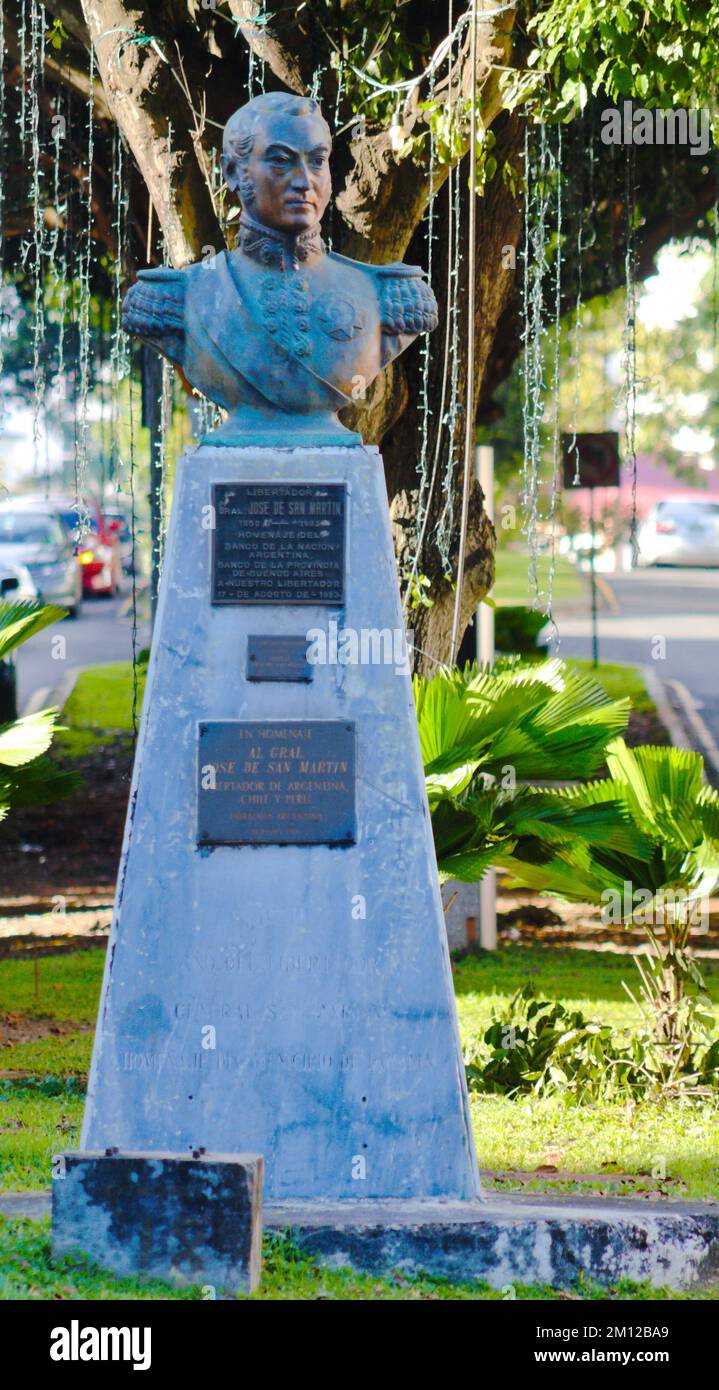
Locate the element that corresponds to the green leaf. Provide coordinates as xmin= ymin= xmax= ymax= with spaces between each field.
xmin=612 ymin=62 xmax=634 ymax=95
xmin=0 ymin=708 xmax=59 ymax=768
xmin=1 ymin=756 xmax=78 ymax=808
xmin=0 ymin=600 xmax=67 ymax=661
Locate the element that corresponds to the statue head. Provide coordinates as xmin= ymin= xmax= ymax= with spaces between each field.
xmin=222 ymin=92 xmax=332 ymax=235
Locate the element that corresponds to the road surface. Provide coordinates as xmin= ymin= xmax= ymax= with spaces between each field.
xmin=550 ymin=566 xmax=719 ymax=762
xmin=16 ymin=591 xmax=148 ymax=714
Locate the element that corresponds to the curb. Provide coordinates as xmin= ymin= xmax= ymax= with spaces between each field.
xmin=23 ymin=667 xmax=79 ymax=718
xmin=263 ymin=1194 xmax=719 ymax=1291
xmin=641 ymin=665 xmax=693 ymax=753
xmin=666 ymin=678 xmax=719 ymax=778
xmin=0 ymin=1192 xmax=49 ymax=1219
xmin=117 ymin=581 xmax=148 ymax=620
xmin=594 ymin=573 xmax=620 ymax=613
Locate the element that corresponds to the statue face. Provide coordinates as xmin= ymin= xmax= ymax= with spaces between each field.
xmin=243 ymin=113 xmax=332 ymax=233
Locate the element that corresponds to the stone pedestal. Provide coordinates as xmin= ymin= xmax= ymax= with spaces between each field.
xmin=81 ymin=442 xmax=479 ymax=1203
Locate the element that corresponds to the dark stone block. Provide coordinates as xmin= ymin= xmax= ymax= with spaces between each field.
xmin=52 ymin=1151 xmax=263 ymax=1294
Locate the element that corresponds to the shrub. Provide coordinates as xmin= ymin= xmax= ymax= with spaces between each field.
xmin=494 ymin=605 xmax=547 ymax=655
xmin=464 ymin=984 xmax=719 ymax=1102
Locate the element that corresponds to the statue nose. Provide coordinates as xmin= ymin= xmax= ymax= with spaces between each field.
xmin=291 ymin=161 xmax=311 ymax=190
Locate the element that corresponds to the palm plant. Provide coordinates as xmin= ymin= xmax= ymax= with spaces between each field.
xmin=0 ymin=601 xmax=77 ymax=822
xmin=415 ymin=658 xmax=719 ymax=1075
xmin=494 ymin=740 xmax=719 ymax=1071
xmin=415 ymin=656 xmax=632 ymax=883
xmin=416 ymin=655 xmax=631 ymax=787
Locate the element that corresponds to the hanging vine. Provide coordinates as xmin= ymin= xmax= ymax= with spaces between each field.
xmin=544 ymin=120 xmax=563 ymax=632
xmin=29 ymin=0 xmax=46 ymax=472
xmin=520 ymin=111 xmax=552 ymax=609
xmin=622 ymin=140 xmax=639 ymax=567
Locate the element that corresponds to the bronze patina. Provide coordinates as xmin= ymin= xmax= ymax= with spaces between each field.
xmin=123 ymin=92 xmax=438 ymax=446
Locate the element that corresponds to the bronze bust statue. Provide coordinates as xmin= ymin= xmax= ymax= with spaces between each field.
xmin=123 ymin=92 xmax=438 ymax=446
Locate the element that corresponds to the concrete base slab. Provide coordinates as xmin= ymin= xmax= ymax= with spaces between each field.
xmin=0 ymin=1191 xmax=49 ymax=1219
xmin=6 ymin=1188 xmax=719 ymax=1292
xmin=51 ymin=1150 xmax=263 ymax=1294
xmin=264 ymin=1194 xmax=719 ymax=1291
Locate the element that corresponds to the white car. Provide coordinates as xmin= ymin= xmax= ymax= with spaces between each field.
xmin=0 ymin=558 xmax=39 ymax=603
xmin=0 ymin=559 xmax=39 ymax=723
xmin=0 ymin=501 xmax=83 ymax=613
xmin=636 ymin=498 xmax=719 ymax=567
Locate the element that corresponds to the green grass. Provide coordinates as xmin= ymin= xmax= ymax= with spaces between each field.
xmin=454 ymin=950 xmax=719 ymax=1201
xmin=0 ymin=950 xmax=104 ymax=1023
xmin=470 ymin=1091 xmax=719 ymax=1199
xmin=491 ymin=547 xmax=586 ymax=606
xmin=0 ymin=1084 xmax=84 ymax=1191
xmin=454 ymin=947 xmax=719 ymax=1028
xmin=2 ymin=1216 xmax=716 ymax=1301
xmin=61 ymin=660 xmax=145 ymax=732
xmin=3 ymin=945 xmax=719 ymax=1294
xmin=55 ymin=660 xmax=146 ymax=755
xmin=0 ymin=953 xmax=103 ymax=1083
xmin=568 ymin=660 xmax=656 ymax=716
xmin=0 ymin=1034 xmax=93 ymax=1078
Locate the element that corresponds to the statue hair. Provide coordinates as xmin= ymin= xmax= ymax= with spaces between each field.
xmin=222 ymin=93 xmax=331 ymax=206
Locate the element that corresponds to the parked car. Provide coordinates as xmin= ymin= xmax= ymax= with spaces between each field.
xmin=15 ymin=494 xmax=123 ymax=596
xmin=0 ymin=502 xmax=82 ymax=614
xmin=101 ymin=504 xmax=135 ymax=576
xmin=0 ymin=561 xmax=39 ymax=722
xmin=636 ymin=498 xmax=719 ymax=567
xmin=0 ymin=559 xmax=39 ymax=604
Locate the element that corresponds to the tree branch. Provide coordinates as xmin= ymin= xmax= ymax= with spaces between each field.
xmin=334 ymin=0 xmax=517 ymax=263
xmin=79 ymin=0 xmax=221 ymax=265
xmin=226 ymin=1 xmax=312 ymax=94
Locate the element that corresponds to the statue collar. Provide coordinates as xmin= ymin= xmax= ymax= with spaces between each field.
xmin=236 ymin=211 xmax=326 ymax=271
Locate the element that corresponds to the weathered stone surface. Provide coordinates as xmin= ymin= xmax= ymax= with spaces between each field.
xmin=52 ymin=1151 xmax=263 ymax=1293
xmin=81 ymin=443 xmax=479 ymax=1203
xmin=264 ymin=1195 xmax=719 ymax=1291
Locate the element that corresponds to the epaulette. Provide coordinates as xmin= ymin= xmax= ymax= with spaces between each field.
xmin=122 ymin=269 xmax=186 ymax=337
xmin=374 ymin=263 xmax=438 ymax=335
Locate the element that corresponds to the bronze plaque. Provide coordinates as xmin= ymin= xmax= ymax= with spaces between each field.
xmin=246 ymin=635 xmax=313 ymax=683
xmin=197 ymin=720 xmax=356 ymax=846
xmin=211 ymin=482 xmax=346 ymax=604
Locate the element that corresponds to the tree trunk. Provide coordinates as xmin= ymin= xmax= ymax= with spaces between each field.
xmin=378 ymin=114 xmax=524 ymax=673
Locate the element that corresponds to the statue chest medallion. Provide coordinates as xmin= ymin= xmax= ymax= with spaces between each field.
xmin=316 ymin=294 xmax=366 ymax=342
